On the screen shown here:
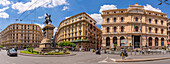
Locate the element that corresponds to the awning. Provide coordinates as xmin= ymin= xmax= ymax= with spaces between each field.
xmin=72 ymin=39 xmax=90 ymax=43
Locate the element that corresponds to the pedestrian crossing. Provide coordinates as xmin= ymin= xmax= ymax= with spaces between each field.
xmin=98 ymin=57 xmax=117 ymax=63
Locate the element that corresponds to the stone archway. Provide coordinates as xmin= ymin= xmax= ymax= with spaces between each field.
xmin=106 ymin=37 xmax=110 ymax=46
xmin=113 ymin=37 xmax=117 ymax=45
xmin=155 ymin=37 xmax=159 ymax=46
xmin=161 ymin=38 xmax=164 ymax=46
xmin=149 ymin=37 xmax=152 ymax=46
xmin=120 ymin=36 xmax=125 ymax=46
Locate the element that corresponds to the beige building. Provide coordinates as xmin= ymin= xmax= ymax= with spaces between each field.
xmin=168 ymin=19 xmax=170 ymax=44
xmin=101 ymin=3 xmax=168 ymax=50
xmin=55 ymin=12 xmax=102 ymax=51
xmin=0 ymin=23 xmax=43 ymax=49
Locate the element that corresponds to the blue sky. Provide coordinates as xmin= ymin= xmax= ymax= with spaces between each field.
xmin=0 ymin=0 xmax=170 ymax=32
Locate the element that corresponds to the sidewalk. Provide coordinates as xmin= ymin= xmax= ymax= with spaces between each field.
xmin=115 ymin=54 xmax=170 ymax=62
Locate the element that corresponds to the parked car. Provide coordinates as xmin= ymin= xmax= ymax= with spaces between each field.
xmin=7 ymin=48 xmax=18 ymax=56
xmin=2 ymin=47 xmax=6 ymax=50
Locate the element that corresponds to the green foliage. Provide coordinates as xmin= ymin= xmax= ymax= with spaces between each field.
xmin=114 ymin=44 xmax=117 ymax=47
xmin=58 ymin=41 xmax=76 ymax=47
xmin=20 ymin=50 xmax=39 ymax=54
xmin=43 ymin=51 xmax=65 ymax=55
xmin=27 ymin=47 xmax=34 ymax=53
xmin=163 ymin=47 xmax=166 ymax=50
xmin=127 ymin=49 xmax=130 ymax=52
xmin=0 ymin=45 xmax=3 ymax=48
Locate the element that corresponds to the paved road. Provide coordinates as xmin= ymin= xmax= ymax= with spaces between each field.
xmin=1 ymin=50 xmax=170 ymax=64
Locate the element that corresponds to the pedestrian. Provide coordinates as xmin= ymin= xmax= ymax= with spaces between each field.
xmin=120 ymin=51 xmax=125 ymax=59
xmin=148 ymin=48 xmax=151 ymax=55
xmin=124 ymin=51 xmax=128 ymax=57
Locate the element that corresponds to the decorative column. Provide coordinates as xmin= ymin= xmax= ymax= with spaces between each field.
xmin=102 ymin=37 xmax=106 ymax=50
xmin=152 ymin=38 xmax=155 ymax=49
xmin=158 ymin=38 xmax=161 ymax=46
xmin=117 ymin=37 xmax=120 ymax=46
xmin=110 ymin=39 xmax=113 ymax=49
xmin=117 ymin=37 xmax=121 ymax=50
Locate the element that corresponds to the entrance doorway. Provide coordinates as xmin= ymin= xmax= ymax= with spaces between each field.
xmin=134 ymin=36 xmax=140 ymax=48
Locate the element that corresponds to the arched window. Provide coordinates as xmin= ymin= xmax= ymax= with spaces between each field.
xmin=114 ymin=27 xmax=117 ymax=32
xmin=121 ymin=17 xmax=124 ymax=22
xmin=161 ymin=20 xmax=163 ymax=25
xmin=120 ymin=36 xmax=125 ymax=46
xmin=135 ymin=26 xmax=139 ymax=32
xmin=113 ymin=37 xmax=117 ymax=45
xmin=149 ymin=27 xmax=151 ymax=33
xmin=107 ymin=27 xmax=110 ymax=33
xmin=155 ymin=19 xmax=157 ymax=24
xmin=106 ymin=37 xmax=110 ymax=46
xmin=161 ymin=29 xmax=164 ymax=34
xmin=135 ymin=17 xmax=138 ymax=21
xmin=121 ymin=26 xmax=124 ymax=32
xmin=155 ymin=28 xmax=158 ymax=33
xmin=161 ymin=38 xmax=164 ymax=46
xmin=155 ymin=37 xmax=158 ymax=46
xmin=114 ymin=17 xmax=116 ymax=22
xmin=107 ymin=18 xmax=110 ymax=23
xmin=149 ymin=37 xmax=152 ymax=46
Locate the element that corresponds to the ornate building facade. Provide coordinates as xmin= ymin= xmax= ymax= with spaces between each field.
xmin=55 ymin=12 xmax=102 ymax=51
xmin=101 ymin=3 xmax=168 ymax=50
xmin=0 ymin=23 xmax=43 ymax=49
xmin=168 ymin=19 xmax=170 ymax=44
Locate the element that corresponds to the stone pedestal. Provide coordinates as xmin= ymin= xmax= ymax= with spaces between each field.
xmin=39 ymin=24 xmax=55 ymax=52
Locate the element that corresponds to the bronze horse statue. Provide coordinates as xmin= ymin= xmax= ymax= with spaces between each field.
xmin=43 ymin=13 xmax=52 ymax=24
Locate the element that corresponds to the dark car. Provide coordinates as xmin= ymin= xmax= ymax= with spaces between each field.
xmin=7 ymin=49 xmax=18 ymax=56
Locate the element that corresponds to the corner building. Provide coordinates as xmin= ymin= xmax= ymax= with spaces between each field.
xmin=0 ymin=23 xmax=43 ymax=49
xmin=101 ymin=3 xmax=168 ymax=50
xmin=168 ymin=19 xmax=170 ymax=44
xmin=55 ymin=12 xmax=102 ymax=51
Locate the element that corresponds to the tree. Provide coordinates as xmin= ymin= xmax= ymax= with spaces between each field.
xmin=58 ymin=41 xmax=76 ymax=47
xmin=0 ymin=45 xmax=3 ymax=48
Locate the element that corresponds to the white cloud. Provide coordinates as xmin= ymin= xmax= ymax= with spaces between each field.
xmin=0 ymin=12 xmax=9 ymax=18
xmin=99 ymin=5 xmax=117 ymax=13
xmin=144 ymin=4 xmax=161 ymax=12
xmin=0 ymin=7 xmax=9 ymax=18
xmin=0 ymin=6 xmax=9 ymax=12
xmin=0 ymin=0 xmax=11 ymax=6
xmin=88 ymin=5 xmax=117 ymax=25
xmin=89 ymin=13 xmax=102 ymax=24
xmin=62 ymin=6 xmax=69 ymax=11
xmin=38 ymin=13 xmax=47 ymax=19
xmin=38 ymin=16 xmax=43 ymax=19
xmin=65 ymin=16 xmax=70 ymax=19
xmin=53 ymin=27 xmax=58 ymax=35
xmin=12 ymin=0 xmax=69 ymax=14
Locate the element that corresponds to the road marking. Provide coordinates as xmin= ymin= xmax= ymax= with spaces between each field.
xmin=110 ymin=58 xmax=116 ymax=62
xmin=98 ymin=57 xmax=108 ymax=63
